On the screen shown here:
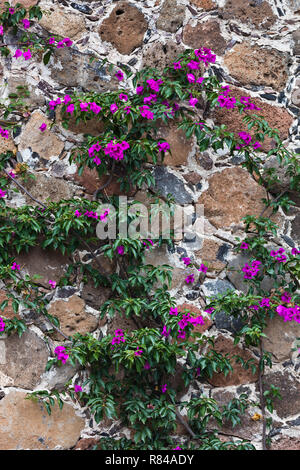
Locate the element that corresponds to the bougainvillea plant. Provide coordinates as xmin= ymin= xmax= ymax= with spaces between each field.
xmin=0 ymin=3 xmax=298 ymax=450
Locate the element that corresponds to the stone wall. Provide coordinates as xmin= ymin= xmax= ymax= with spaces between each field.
xmin=0 ymin=0 xmax=299 ymax=450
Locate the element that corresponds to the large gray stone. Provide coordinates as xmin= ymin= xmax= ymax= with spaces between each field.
xmin=153 ymin=167 xmax=194 ymax=204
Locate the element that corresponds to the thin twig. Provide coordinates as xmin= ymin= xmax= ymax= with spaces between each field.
xmin=175 ymin=408 xmax=196 ymax=439
xmin=258 ymin=340 xmax=267 ymax=451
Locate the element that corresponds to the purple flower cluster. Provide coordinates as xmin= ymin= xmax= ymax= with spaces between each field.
xmin=0 ymin=317 xmax=5 ymax=332
xmin=54 ymin=346 xmax=69 ymax=364
xmin=177 ymin=311 xmax=204 ymax=340
xmin=111 ymin=329 xmax=125 ymax=346
xmin=11 ymin=262 xmax=20 ymax=270
xmin=0 ymin=126 xmax=10 ymax=139
xmin=236 ymin=132 xmax=261 ymax=151
xmin=270 ymin=248 xmax=287 ymax=263
xmin=104 ymin=140 xmax=130 ymax=161
xmin=276 ymin=304 xmax=300 ymax=323
xmin=242 ymin=260 xmax=261 ymax=279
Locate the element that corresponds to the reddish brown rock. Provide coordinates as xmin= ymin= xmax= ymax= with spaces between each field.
xmin=16 ymin=246 xmax=71 ymax=289
xmin=157 ymin=0 xmax=185 ymax=33
xmin=68 ymin=166 xmax=136 ymax=196
xmin=224 ymin=43 xmax=290 ymax=91
xmin=220 ymin=0 xmax=276 ymax=29
xmin=195 ymin=239 xmax=226 ymax=271
xmin=207 ymin=335 xmax=259 ymax=387
xmin=154 ymin=121 xmax=194 ymax=167
xmin=39 ymin=7 xmax=86 ymax=39
xmin=48 ymin=295 xmax=98 ymax=338
xmin=99 ymin=2 xmax=148 ymax=55
xmin=0 ymin=329 xmax=49 ymax=389
xmin=213 ymin=86 xmax=293 ymax=152
xmin=0 ymin=391 xmax=85 ymax=450
xmin=190 ymin=0 xmax=217 ymax=10
xmin=0 ymin=135 xmax=16 ymax=155
xmin=11 ymin=0 xmax=38 ymax=6
xmin=183 ymin=21 xmax=227 ymax=55
xmin=183 ymin=172 xmax=202 ymax=185
xmin=198 ymin=167 xmax=268 ymax=229
xmin=271 ymin=437 xmax=300 ymax=450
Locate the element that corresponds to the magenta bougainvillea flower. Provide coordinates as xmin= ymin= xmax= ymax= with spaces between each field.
xmin=134 ymin=349 xmax=143 ymax=356
xmin=182 ymin=257 xmax=191 ymax=266
xmin=205 ymin=307 xmax=215 ymax=314
xmin=110 ymin=103 xmax=118 ymax=114
xmin=187 ymin=73 xmax=195 ymax=83
xmin=54 ymin=346 xmax=69 ymax=364
xmin=173 ymin=61 xmax=181 ymax=69
xmin=161 ymin=384 xmax=167 ymax=393
xmin=22 ymin=19 xmax=30 ymax=28
xmin=198 ymin=264 xmax=208 ymax=273
xmin=66 ymin=104 xmax=75 ymax=114
xmin=119 ymin=93 xmax=128 ymax=102
xmin=14 ymin=49 xmax=23 ymax=58
xmin=11 ymin=262 xmax=20 ymax=270
xmin=136 ymin=85 xmax=144 ymax=95
xmin=115 ymin=70 xmax=124 ymax=81
xmin=23 ymin=49 xmax=32 ymax=60
xmin=0 ymin=189 xmax=6 ymax=198
xmin=240 ymin=242 xmax=249 ymax=249
xmin=157 ymin=141 xmax=170 ymax=152
xmin=185 ymin=274 xmax=195 ymax=284
xmin=169 ymin=307 xmax=178 ymax=315
xmin=49 ymin=279 xmax=56 ymax=289
xmin=117 ymin=245 xmax=125 ymax=255
xmin=39 ymin=123 xmax=47 ymax=132
xmin=74 ymin=384 xmax=82 ymax=393
xmin=281 ymin=292 xmax=291 ymax=303
xmin=0 ymin=25 xmax=3 ymax=35
xmin=189 ymin=97 xmax=198 ymax=107
xmin=0 ymin=317 xmax=5 ymax=332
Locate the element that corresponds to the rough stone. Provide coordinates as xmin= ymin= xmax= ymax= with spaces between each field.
xmin=262 ymin=314 xmax=300 ymax=362
xmin=39 ymin=6 xmax=86 ymax=39
xmin=293 ymin=30 xmax=300 ymax=55
xmin=22 ymin=174 xmax=73 ymax=205
xmin=227 ymin=253 xmax=275 ymax=294
xmin=41 ymin=362 xmax=78 ymax=391
xmin=81 ymin=282 xmax=111 ymax=312
xmin=153 ymin=121 xmax=194 ymax=167
xmin=144 ymin=246 xmax=187 ymax=290
xmin=224 ymin=43 xmax=290 ymax=91
xmin=157 ymin=0 xmax=185 ymax=33
xmin=190 ymin=0 xmax=217 ymax=10
xmin=0 ymin=329 xmax=49 ymax=389
xmin=288 ymin=0 xmax=300 ymax=13
xmin=263 ymin=156 xmax=300 ymax=206
xmin=11 ymin=0 xmax=38 ymax=6
xmin=292 ymin=78 xmax=300 ymax=106
xmin=220 ymin=0 xmax=276 ymax=29
xmin=74 ymin=437 xmax=100 ymax=450
xmin=153 ymin=167 xmax=193 ymax=204
xmin=99 ymin=2 xmax=148 ymax=55
xmin=210 ymin=389 xmax=262 ymax=440
xmin=0 ymin=290 xmax=15 ymax=319
xmin=142 ymin=40 xmax=185 ymax=72
xmin=291 ymin=213 xmax=300 ymax=244
xmin=0 ymin=391 xmax=85 ymax=450
xmin=198 ymin=167 xmax=268 ymax=229
xmin=0 ymin=135 xmax=16 ymax=156
xmin=7 ymin=77 xmax=45 ymax=110
xmin=259 ymin=370 xmax=300 ymax=418
xmin=214 ymin=86 xmax=293 ymax=152
xmin=271 ymin=437 xmax=300 ymax=450
xmin=207 ymin=335 xmax=259 ymax=387
xmin=16 ymin=246 xmax=71 ymax=288
xmin=50 ymin=47 xmax=119 ymax=92
xmin=183 ymin=21 xmax=227 ymax=55
xmin=19 ymin=111 xmax=64 ymax=161
xmin=57 ymin=105 xmax=104 ymax=136
xmin=196 ymin=152 xmax=213 ymax=170
xmin=195 ymin=239 xmax=226 ymax=271
xmin=47 ymin=295 xmax=98 ymax=338
xmin=183 ymin=172 xmax=202 ymax=186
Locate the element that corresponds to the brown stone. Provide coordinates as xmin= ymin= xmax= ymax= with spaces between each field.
xmin=213 ymin=86 xmax=293 ymax=152
xmin=142 ymin=40 xmax=185 ymax=73
xmin=48 ymin=295 xmax=98 ymax=338
xmin=210 ymin=389 xmax=262 ymax=440
xmin=195 ymin=239 xmax=226 ymax=271
xmin=293 ymin=30 xmax=300 ymax=55
xmin=57 ymin=105 xmax=104 ymax=136
xmin=144 ymin=246 xmax=187 ymax=290
xmin=157 ymin=0 xmax=185 ymax=33
xmin=39 ymin=7 xmax=86 ymax=39
xmin=291 ymin=213 xmax=300 ymax=243
xmin=0 ymin=135 xmax=16 ymax=155
xmin=0 ymin=329 xmax=49 ymax=389
xmin=81 ymin=282 xmax=111 ymax=312
xmin=0 ymin=391 xmax=85 ymax=450
xmin=11 ymin=0 xmax=38 ymax=6
xmin=74 ymin=437 xmax=100 ymax=450
xmin=99 ymin=2 xmax=148 ymax=55
xmin=68 ymin=166 xmax=135 ymax=196
xmin=262 ymin=314 xmax=300 ymax=362
xmin=198 ymin=167 xmax=268 ymax=229
xmin=153 ymin=120 xmax=194 ymax=166
xmin=224 ymin=43 xmax=290 ymax=91
xmin=183 ymin=21 xmax=227 ymax=55
xmin=183 ymin=172 xmax=202 ymax=185
xmin=22 ymin=174 xmax=73 ymax=205
xmin=196 ymin=152 xmax=213 ymax=170
xmin=220 ymin=0 xmax=276 ymax=29
xmin=207 ymin=335 xmax=259 ymax=387
xmin=190 ymin=0 xmax=217 ymax=10
xmin=16 ymin=246 xmax=71 ymax=288
xmin=0 ymin=290 xmax=15 ymax=319
xmin=271 ymin=437 xmax=300 ymax=451
xmin=19 ymin=111 xmax=64 ymax=161
xmin=259 ymin=370 xmax=300 ymax=418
